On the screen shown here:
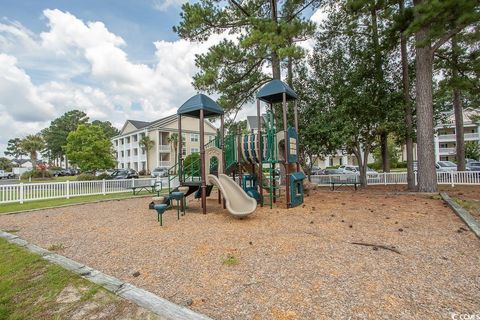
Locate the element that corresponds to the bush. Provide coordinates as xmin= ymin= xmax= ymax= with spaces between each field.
xmin=138 ymin=169 xmax=147 ymax=176
xmin=76 ymin=173 xmax=97 ymax=181
xmin=396 ymin=161 xmax=407 ymax=169
xmin=20 ymin=170 xmax=52 ymax=180
xmin=96 ymin=173 xmax=111 ymax=180
xmin=326 ymin=165 xmax=340 ymax=169
xmin=183 ymin=153 xmax=200 ymax=176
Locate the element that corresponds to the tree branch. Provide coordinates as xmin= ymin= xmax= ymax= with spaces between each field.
xmin=431 ymin=24 xmax=467 ymax=53
xmin=285 ymin=0 xmax=316 ymax=23
xmin=229 ymin=0 xmax=250 ymax=17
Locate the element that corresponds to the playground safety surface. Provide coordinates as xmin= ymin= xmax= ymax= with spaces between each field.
xmin=1 ymin=186 xmax=479 ymax=319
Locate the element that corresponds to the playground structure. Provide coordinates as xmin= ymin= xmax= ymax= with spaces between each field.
xmin=161 ymin=79 xmax=305 ymax=216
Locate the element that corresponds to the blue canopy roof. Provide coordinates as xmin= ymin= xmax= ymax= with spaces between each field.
xmin=256 ymin=79 xmax=298 ymax=103
xmin=177 ymin=94 xmax=224 ymax=118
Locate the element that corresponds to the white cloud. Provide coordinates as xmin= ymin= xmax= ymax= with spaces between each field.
xmin=152 ymin=0 xmax=186 ymax=12
xmin=0 ymin=9 xmax=227 ymax=153
xmin=0 ymin=54 xmax=56 ymax=122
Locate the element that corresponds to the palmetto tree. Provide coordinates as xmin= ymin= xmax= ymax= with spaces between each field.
xmin=20 ymin=134 xmax=45 ymax=167
xmin=167 ymin=133 xmax=179 ymax=174
xmin=139 ymin=135 xmax=154 ymax=174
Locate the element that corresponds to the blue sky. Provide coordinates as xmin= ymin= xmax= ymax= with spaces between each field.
xmin=0 ymin=0 xmax=322 ymax=153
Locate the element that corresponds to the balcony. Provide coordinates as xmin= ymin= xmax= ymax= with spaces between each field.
xmin=438 ymin=133 xmax=479 ymax=142
xmin=158 ymin=161 xmax=170 ymax=168
xmin=439 ymin=147 xmax=456 ymax=155
xmin=158 ymin=145 xmax=170 ymax=152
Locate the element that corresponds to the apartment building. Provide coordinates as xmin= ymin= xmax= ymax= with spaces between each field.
xmin=112 ymin=114 xmax=217 ymax=173
xmin=433 ymin=108 xmax=480 ymax=162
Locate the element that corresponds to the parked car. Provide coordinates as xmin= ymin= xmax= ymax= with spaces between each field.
xmin=323 ymin=168 xmax=344 ymax=175
xmin=0 ymin=170 xmax=15 ymax=179
xmin=111 ymin=169 xmax=139 ymax=179
xmin=50 ymin=169 xmax=66 ymax=177
xmin=466 ymin=161 xmax=480 ymax=171
xmin=435 ymin=161 xmax=457 ymax=172
xmin=338 ymin=165 xmax=378 ymax=177
xmin=151 ymin=167 xmax=168 ymax=178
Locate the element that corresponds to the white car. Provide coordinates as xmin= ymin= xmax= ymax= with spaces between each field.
xmin=435 ymin=161 xmax=457 ymax=172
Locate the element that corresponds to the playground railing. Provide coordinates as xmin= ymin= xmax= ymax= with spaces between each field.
xmin=0 ymin=177 xmax=166 ymax=204
xmin=310 ymin=171 xmax=480 ymax=187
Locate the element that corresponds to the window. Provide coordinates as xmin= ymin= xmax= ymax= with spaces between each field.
xmin=127 ymin=150 xmax=131 ymax=156
xmin=126 ymin=137 xmax=130 ymax=143
xmin=115 ymin=140 xmax=118 ymax=146
xmin=191 ymin=147 xmax=199 ymax=154
xmin=182 ymin=148 xmax=186 ymax=156
xmin=191 ymin=133 xmax=199 ymax=142
xmin=133 ymin=135 xmax=138 ymax=142
xmin=339 ymin=158 xmax=343 ymax=166
xmin=134 ymin=148 xmax=138 ymax=156
xmin=121 ymin=151 xmax=124 ymax=157
xmin=329 ymin=158 xmax=333 ymax=166
xmin=121 ymin=163 xmax=124 ymax=168
xmin=121 ymin=139 xmax=124 ymax=145
xmin=115 ymin=152 xmax=118 ymax=158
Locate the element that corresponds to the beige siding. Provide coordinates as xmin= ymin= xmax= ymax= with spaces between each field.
xmin=122 ymin=122 xmax=138 ymax=135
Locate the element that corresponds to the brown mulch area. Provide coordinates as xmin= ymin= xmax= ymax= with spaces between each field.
xmin=0 ymin=188 xmax=479 ymax=320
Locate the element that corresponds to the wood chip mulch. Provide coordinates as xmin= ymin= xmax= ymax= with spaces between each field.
xmin=1 ymin=188 xmax=479 ymax=320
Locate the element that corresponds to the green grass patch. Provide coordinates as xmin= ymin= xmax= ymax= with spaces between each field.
xmin=222 ymin=254 xmax=239 ymax=266
xmin=47 ymin=244 xmax=65 ymax=252
xmin=0 ymin=192 xmax=148 ymax=214
xmin=453 ymin=197 xmax=480 ymax=219
xmin=0 ymin=238 xmax=113 ymax=319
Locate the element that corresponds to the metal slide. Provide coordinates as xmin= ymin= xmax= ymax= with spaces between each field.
xmin=207 ymin=174 xmax=257 ymax=218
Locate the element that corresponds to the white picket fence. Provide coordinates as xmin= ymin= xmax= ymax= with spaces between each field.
xmin=0 ymin=177 xmax=179 ymax=204
xmin=311 ymin=171 xmax=480 ymax=187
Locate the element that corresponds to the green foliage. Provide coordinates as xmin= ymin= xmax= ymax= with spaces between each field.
xmin=372 ymin=139 xmax=401 ymax=170
xmin=183 ymin=153 xmax=200 ymax=176
xmin=465 ymin=141 xmax=480 ymax=160
xmin=226 ymin=119 xmax=248 ymax=135
xmin=91 ymin=120 xmax=120 ymax=139
xmin=0 ymin=157 xmax=13 ymax=171
xmin=42 ymin=110 xmax=89 ymax=161
xmin=222 ymin=254 xmax=239 ymax=266
xmin=4 ymin=138 xmax=26 ymax=159
xmin=20 ymin=135 xmax=45 ymax=164
xmin=96 ymin=173 xmax=111 ymax=180
xmin=175 ymin=0 xmax=320 ymax=118
xmin=76 ymin=173 xmax=97 ymax=181
xmin=20 ymin=170 xmax=52 ymax=180
xmin=65 ymin=124 xmax=115 ymax=172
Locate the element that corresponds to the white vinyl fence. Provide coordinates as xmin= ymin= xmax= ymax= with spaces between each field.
xmin=0 ymin=177 xmax=179 ymax=204
xmin=311 ymin=171 xmax=480 ymax=187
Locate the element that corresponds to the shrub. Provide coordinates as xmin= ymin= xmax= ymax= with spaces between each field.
xmin=138 ymin=169 xmax=147 ymax=176
xmin=396 ymin=161 xmax=407 ymax=169
xmin=96 ymin=173 xmax=111 ymax=180
xmin=76 ymin=173 xmax=97 ymax=181
xmin=20 ymin=170 xmax=52 ymax=180
xmin=183 ymin=153 xmax=200 ymax=176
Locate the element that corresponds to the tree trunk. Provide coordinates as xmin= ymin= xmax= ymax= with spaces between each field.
xmin=371 ymin=8 xmax=389 ymax=173
xmin=414 ymin=3 xmax=437 ymax=192
xmin=380 ymin=131 xmax=390 ymax=172
xmin=400 ymin=0 xmax=415 ymax=190
xmin=270 ymin=0 xmax=281 ymax=80
xmin=452 ymin=36 xmax=465 ymax=171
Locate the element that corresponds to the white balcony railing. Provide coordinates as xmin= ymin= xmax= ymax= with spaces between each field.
xmin=438 ymin=134 xmax=456 ymax=141
xmin=465 ymin=133 xmax=479 ymax=140
xmin=158 ymin=161 xmax=170 ymax=168
xmin=439 ymin=147 xmax=456 ymax=155
xmin=438 ymin=133 xmax=479 ymax=142
xmin=158 ymin=145 xmax=170 ymax=152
